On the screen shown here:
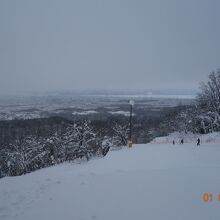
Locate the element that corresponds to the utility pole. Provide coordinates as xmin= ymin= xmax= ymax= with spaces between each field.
xmin=128 ymin=100 xmax=134 ymax=148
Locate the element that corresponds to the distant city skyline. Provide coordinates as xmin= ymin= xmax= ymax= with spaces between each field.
xmin=1 ymin=0 xmax=219 ymax=95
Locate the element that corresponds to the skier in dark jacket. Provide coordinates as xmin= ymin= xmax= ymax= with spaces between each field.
xmin=197 ymin=138 xmax=200 ymax=146
xmin=180 ymin=139 xmax=184 ymax=144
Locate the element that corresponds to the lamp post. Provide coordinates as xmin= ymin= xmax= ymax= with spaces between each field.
xmin=128 ymin=100 xmax=134 ymax=148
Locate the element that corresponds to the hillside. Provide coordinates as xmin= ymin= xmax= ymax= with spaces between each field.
xmin=1 ymin=133 xmax=220 ymax=220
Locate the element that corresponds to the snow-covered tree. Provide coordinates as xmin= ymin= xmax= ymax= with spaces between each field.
xmin=194 ymin=70 xmax=220 ymax=133
xmin=0 ymin=120 xmax=112 ymax=178
xmin=112 ymin=123 xmax=129 ymax=147
xmin=197 ymin=70 xmax=220 ymax=115
xmin=62 ymin=121 xmax=96 ymax=161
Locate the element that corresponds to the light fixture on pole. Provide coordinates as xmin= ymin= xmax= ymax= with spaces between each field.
xmin=128 ymin=100 xmax=134 ymax=148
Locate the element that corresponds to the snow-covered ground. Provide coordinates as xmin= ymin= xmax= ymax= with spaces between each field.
xmin=152 ymin=131 xmax=220 ymax=144
xmin=1 ymin=133 xmax=220 ymax=220
xmin=72 ymin=110 xmax=98 ymax=115
xmin=108 ymin=110 xmax=135 ymax=117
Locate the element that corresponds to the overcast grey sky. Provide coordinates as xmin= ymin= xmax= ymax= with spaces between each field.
xmin=0 ymin=0 xmax=219 ymax=94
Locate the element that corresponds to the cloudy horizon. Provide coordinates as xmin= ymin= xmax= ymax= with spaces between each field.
xmin=1 ymin=0 xmax=219 ymax=95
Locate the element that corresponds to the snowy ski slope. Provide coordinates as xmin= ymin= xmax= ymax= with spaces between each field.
xmin=1 ymin=133 xmax=220 ymax=220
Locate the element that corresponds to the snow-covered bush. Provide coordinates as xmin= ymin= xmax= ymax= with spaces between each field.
xmin=0 ymin=120 xmax=110 ymax=178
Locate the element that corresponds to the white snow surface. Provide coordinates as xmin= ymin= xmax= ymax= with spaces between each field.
xmin=108 ymin=111 xmax=135 ymax=117
xmin=1 ymin=133 xmax=220 ymax=220
xmin=72 ymin=110 xmax=98 ymax=115
xmin=152 ymin=131 xmax=220 ymax=144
